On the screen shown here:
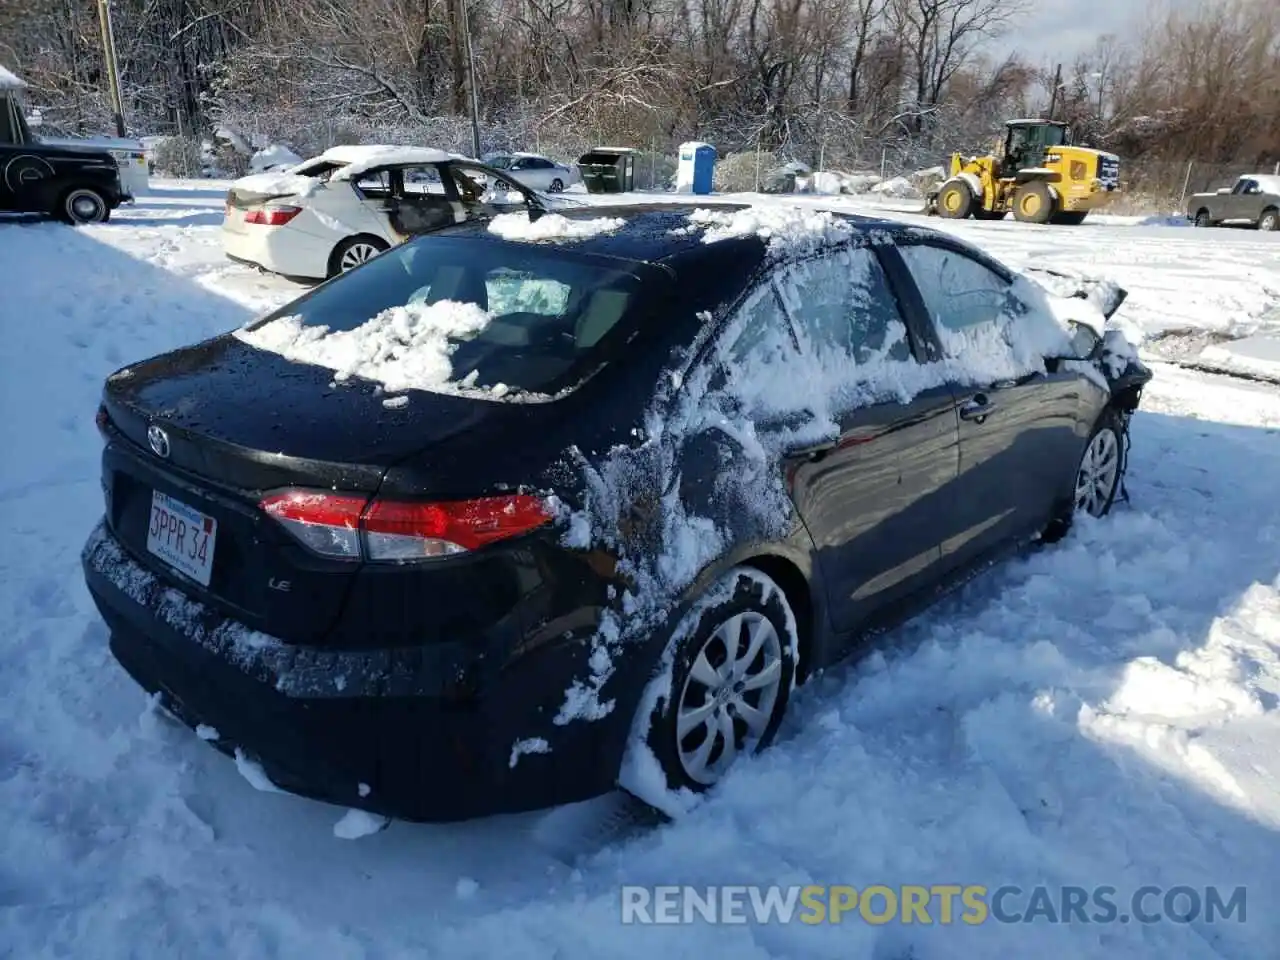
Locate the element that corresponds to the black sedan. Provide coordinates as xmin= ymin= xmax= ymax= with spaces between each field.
xmin=81 ymin=203 xmax=1151 ymax=822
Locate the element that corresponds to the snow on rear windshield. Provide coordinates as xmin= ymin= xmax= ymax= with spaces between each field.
xmin=234 ymin=238 xmax=641 ymax=398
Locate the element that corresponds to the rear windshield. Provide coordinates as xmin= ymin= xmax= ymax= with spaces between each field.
xmin=244 ymin=236 xmax=645 ymax=397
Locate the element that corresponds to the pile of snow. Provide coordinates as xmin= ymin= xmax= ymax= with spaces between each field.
xmin=249 ymin=144 xmax=303 ymax=173
xmin=808 ymin=171 xmax=846 ymax=195
xmin=229 ymin=170 xmax=320 ymax=199
xmin=0 ymin=63 xmax=25 ymax=89
xmin=325 ymin=145 xmax=453 ymax=181
xmin=235 ymin=302 xmax=503 ymax=396
xmin=1198 ymin=334 xmax=1280 ymax=381
xmin=682 ymin=205 xmax=855 ymax=253
xmin=870 ymin=175 xmax=920 ymax=198
xmin=487 ymin=212 xmax=624 ymax=242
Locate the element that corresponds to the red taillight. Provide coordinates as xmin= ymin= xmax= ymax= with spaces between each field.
xmin=258 ymin=490 xmax=553 ymax=561
xmin=243 ymin=205 xmax=302 ymax=226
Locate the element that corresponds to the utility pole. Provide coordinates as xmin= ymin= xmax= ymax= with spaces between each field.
xmin=97 ymin=0 xmax=126 ymax=137
xmin=458 ymin=0 xmax=482 ymax=158
xmin=1047 ymin=63 xmax=1062 ymax=121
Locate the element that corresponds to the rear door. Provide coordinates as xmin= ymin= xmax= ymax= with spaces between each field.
xmin=771 ymin=245 xmax=960 ymax=637
xmin=370 ymin=164 xmax=462 ymax=240
xmin=891 ymin=239 xmax=1090 ymax=571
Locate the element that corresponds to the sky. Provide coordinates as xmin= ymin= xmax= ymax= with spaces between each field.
xmin=992 ymin=0 xmax=1204 ymax=66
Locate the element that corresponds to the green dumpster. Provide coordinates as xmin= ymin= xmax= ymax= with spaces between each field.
xmin=576 ymin=147 xmax=636 ymax=193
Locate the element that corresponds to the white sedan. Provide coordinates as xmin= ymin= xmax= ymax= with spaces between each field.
xmin=482 ymin=153 xmax=580 ymax=193
xmin=222 ymin=145 xmax=540 ymax=281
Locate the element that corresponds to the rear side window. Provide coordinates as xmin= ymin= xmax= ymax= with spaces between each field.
xmin=401 ymin=166 xmax=447 ymax=195
xmin=353 ymin=170 xmax=392 ymax=198
xmin=775 ymin=247 xmax=912 ymax=363
xmin=898 ymin=243 xmax=1011 ymax=334
xmin=243 ymin=237 xmax=644 ymax=396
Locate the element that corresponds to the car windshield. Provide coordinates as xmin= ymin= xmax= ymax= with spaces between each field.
xmin=242 ymin=236 xmax=645 ymax=397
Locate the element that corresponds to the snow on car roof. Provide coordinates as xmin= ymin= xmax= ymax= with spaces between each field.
xmin=323 ymin=145 xmax=454 ymax=180
xmin=0 ymin=64 xmax=25 ymax=89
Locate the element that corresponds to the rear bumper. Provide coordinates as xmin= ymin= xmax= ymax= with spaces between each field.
xmin=82 ymin=520 xmax=624 ymax=822
xmin=222 ymin=222 xmax=332 ymax=281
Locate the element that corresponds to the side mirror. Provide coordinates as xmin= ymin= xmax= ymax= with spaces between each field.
xmin=1057 ymin=319 xmax=1102 ymax=361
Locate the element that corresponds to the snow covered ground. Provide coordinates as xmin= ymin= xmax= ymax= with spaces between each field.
xmin=3 ymin=181 xmax=1280 ymax=958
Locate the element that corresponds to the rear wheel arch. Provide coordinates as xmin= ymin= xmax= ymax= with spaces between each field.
xmin=328 ymin=233 xmax=390 ymax=276
xmin=603 ymin=545 xmax=818 ymax=765
xmin=737 ymin=553 xmax=815 ymax=683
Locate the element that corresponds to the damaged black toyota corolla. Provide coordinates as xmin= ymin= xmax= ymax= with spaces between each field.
xmin=82 ymin=204 xmax=1152 ymax=822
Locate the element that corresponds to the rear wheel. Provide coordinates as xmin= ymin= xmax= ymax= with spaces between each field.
xmin=330 ymin=235 xmax=388 ymax=276
xmin=1259 ymin=208 xmax=1279 ymax=231
xmin=548 ymin=178 xmax=565 ymax=193
xmin=1194 ymin=209 xmax=1213 ymax=228
xmin=1012 ymin=181 xmax=1054 ymax=224
xmin=624 ymin=567 xmax=798 ymax=804
xmin=935 ymin=180 xmax=974 ymax=219
xmin=60 ymin=187 xmax=110 ymax=225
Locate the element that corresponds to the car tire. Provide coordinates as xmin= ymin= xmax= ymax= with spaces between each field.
xmin=1073 ymin=407 xmax=1125 ymax=519
xmin=1194 ymin=209 xmax=1213 ymax=227
xmin=549 ymin=178 xmax=565 ymax=193
xmin=329 ymin=235 xmax=389 ymax=276
xmin=1259 ymin=208 xmax=1279 ymax=232
xmin=625 ymin=567 xmax=798 ymax=804
xmin=60 ymin=187 xmax=110 ymax=225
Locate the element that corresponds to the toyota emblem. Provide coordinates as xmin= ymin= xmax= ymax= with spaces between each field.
xmin=147 ymin=425 xmax=171 ymax=459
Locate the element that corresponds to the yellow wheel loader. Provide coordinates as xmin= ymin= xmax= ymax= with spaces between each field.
xmin=926 ymin=120 xmax=1120 ymax=225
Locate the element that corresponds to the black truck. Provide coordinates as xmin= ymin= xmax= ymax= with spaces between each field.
xmin=1 ymin=75 xmax=129 ymax=224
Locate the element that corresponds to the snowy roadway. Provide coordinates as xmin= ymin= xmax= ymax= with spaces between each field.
xmin=3 ymin=182 xmax=1280 ymax=958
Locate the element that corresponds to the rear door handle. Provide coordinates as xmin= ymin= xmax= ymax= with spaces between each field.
xmin=958 ymin=395 xmax=996 ymax=422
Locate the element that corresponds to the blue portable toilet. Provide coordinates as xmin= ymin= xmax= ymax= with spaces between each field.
xmin=675 ymin=141 xmax=717 ymax=195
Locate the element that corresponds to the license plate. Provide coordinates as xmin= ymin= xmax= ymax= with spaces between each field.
xmin=146 ymin=490 xmax=217 ymax=586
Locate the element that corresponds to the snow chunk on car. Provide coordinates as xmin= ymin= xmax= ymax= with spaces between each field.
xmin=235 ymin=301 xmax=501 ymax=395
xmin=488 ymin=212 xmax=625 ymax=242
xmin=683 ymin=205 xmax=855 ymax=253
xmin=325 ymin=145 xmax=456 ymax=181
xmin=229 ymin=170 xmax=320 ymax=199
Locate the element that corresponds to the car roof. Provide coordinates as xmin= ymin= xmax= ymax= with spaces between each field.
xmin=435 ymin=202 xmax=912 ymax=265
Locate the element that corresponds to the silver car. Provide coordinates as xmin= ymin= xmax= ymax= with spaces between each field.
xmin=483 ymin=152 xmax=580 ymax=193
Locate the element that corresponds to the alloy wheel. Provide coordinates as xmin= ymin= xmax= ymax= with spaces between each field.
xmin=1075 ymin=427 xmax=1120 ymax=517
xmin=675 ymin=611 xmax=784 ymax=785
xmin=339 ymin=242 xmax=382 ymax=271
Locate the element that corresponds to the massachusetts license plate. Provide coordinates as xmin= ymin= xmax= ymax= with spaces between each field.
xmin=146 ymin=490 xmax=217 ymax=586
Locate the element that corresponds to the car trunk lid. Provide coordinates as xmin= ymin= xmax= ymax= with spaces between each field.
xmin=99 ymin=334 xmax=550 ymax=645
